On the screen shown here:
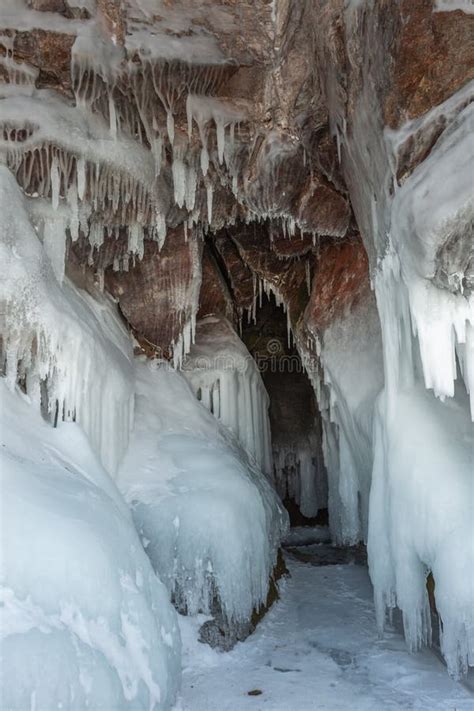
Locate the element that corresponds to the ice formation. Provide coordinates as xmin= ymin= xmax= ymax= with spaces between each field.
xmin=0 ymin=380 xmax=181 ymax=710
xmin=0 ymin=166 xmax=134 ymax=475
xmin=386 ymin=95 xmax=474 ymax=416
xmin=302 ymin=290 xmax=384 ymax=543
xmin=118 ymin=359 xmax=288 ymax=625
xmin=182 ymin=316 xmax=273 ymax=477
xmin=273 ymin=438 xmax=327 ymax=519
xmin=364 ymin=86 xmax=474 ymax=677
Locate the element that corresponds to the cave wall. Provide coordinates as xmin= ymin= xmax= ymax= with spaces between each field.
xmin=1 ymin=0 xmax=473 ymax=681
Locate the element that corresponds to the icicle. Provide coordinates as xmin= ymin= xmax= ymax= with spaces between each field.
xmin=51 ymin=154 xmax=60 ymax=210
xmin=128 ymin=223 xmax=144 ymax=258
xmin=172 ymin=151 xmax=186 ymax=208
xmin=155 ymin=212 xmax=167 ymax=250
xmin=108 ymin=90 xmax=117 ymax=139
xmin=67 ymin=180 xmax=79 ymax=242
xmin=306 ymin=260 xmax=311 ymax=296
xmin=183 ymin=221 xmax=188 ymax=243
xmin=216 ymin=119 xmax=225 ymax=165
xmin=166 ymin=111 xmax=175 ymax=146
xmin=185 ymin=165 xmax=197 ymax=211
xmin=206 ymin=182 xmax=213 ymax=225
xmin=89 ymin=222 xmax=104 ymax=250
xmin=77 ymin=156 xmax=86 ymax=201
xmin=201 ymin=145 xmax=210 ymax=176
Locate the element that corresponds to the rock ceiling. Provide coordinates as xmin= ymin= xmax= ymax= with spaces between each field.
xmin=1 ymin=0 xmax=472 ymax=360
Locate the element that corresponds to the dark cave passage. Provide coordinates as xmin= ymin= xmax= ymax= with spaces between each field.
xmin=241 ymin=292 xmax=329 ymax=527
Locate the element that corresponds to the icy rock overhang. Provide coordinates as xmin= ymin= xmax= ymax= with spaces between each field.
xmin=0 ymin=0 xmax=353 ymax=363
xmin=385 ymin=90 xmax=474 ymax=413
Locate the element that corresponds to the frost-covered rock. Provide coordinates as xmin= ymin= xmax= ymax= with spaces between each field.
xmin=0 ymin=381 xmax=181 ymax=710
xmin=117 ymin=359 xmax=288 ymax=628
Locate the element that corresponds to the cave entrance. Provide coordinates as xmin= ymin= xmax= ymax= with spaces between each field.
xmin=241 ymin=292 xmax=329 ymax=527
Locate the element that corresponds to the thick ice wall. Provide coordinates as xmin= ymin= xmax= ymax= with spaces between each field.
xmin=328 ymin=18 xmax=474 ymax=674
xmin=118 ymin=359 xmax=288 ymax=626
xmin=181 ymin=316 xmax=273 ymax=477
xmin=368 ymin=382 xmax=474 ymax=679
xmin=311 ymin=3 xmax=474 ymax=674
xmin=0 ymin=381 xmax=181 ymax=710
xmin=0 ymin=165 xmax=134 ymax=475
xmin=305 ymin=289 xmax=384 ymax=544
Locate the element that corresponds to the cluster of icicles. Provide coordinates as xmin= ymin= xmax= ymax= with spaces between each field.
xmin=0 ymin=32 xmax=318 ymax=370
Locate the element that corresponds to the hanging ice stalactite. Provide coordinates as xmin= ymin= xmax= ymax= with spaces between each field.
xmin=172 ymin=143 xmax=187 ymax=209
xmin=186 ymin=94 xmax=248 ymax=177
xmin=185 ymin=163 xmax=197 ymax=211
xmin=108 ymin=88 xmax=118 ymax=139
xmin=77 ymin=156 xmax=86 ymax=200
xmin=206 ymin=180 xmax=213 ymax=225
xmin=51 ymin=153 xmax=60 ymax=210
xmin=128 ymin=223 xmax=144 ymax=260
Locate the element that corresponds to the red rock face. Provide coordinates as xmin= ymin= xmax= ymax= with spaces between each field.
xmin=296 ymin=175 xmax=350 ymax=238
xmin=213 ymin=233 xmax=255 ymax=313
xmin=269 ymin=231 xmax=313 ymax=259
xmin=12 ymin=30 xmax=75 ymax=94
xmin=106 ymin=229 xmax=202 ymax=355
xmin=198 ymin=246 xmax=235 ymax=322
xmin=304 ymin=239 xmax=371 ymax=335
xmin=383 ymin=1 xmax=474 ymax=127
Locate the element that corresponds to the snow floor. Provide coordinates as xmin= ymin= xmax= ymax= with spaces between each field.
xmin=176 ymin=543 xmax=473 ymax=710
xmin=283 ymin=526 xmax=332 ymax=547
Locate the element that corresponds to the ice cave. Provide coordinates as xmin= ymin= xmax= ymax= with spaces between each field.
xmin=0 ymin=1 xmax=473 ymax=709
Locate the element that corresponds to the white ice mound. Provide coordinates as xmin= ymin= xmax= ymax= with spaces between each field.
xmin=181 ymin=316 xmax=273 ymax=477
xmin=0 ymin=381 xmax=181 ymax=710
xmin=118 ymin=359 xmax=288 ymax=625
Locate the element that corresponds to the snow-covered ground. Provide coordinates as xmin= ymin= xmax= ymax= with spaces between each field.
xmin=176 ymin=550 xmax=473 ymax=710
